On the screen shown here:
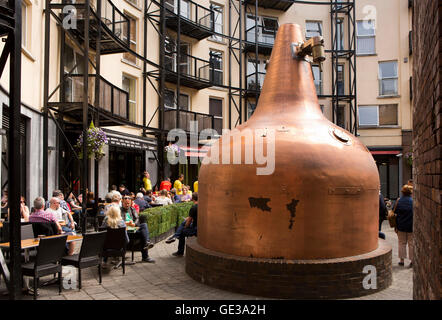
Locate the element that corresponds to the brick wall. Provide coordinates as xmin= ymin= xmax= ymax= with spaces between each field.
xmin=412 ymin=0 xmax=442 ymax=300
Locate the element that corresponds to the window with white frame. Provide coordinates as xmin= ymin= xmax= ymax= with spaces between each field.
xmin=306 ymin=21 xmax=322 ymax=39
xmin=379 ymin=61 xmax=398 ymax=96
xmin=356 ymin=20 xmax=376 ymax=55
xmin=211 ymin=3 xmax=223 ymax=42
xmin=123 ymin=15 xmax=137 ymax=64
xmin=209 ymin=98 xmax=223 ymax=133
xmin=312 ymin=65 xmax=322 ymax=95
xmin=358 ymin=104 xmax=398 ymax=126
xmin=336 ymin=18 xmax=344 ymax=51
xmin=164 ymin=89 xmax=189 ymax=110
xmin=122 ymin=75 xmax=136 ymax=122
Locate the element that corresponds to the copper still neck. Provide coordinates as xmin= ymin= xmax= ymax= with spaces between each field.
xmin=249 ymin=23 xmax=323 ymax=124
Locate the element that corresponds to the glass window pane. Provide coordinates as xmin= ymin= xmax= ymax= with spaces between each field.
xmin=359 ymin=106 xmax=378 ymax=126
xmin=357 ymin=37 xmax=375 ymax=54
xmin=306 ymin=21 xmax=322 ymax=38
xmin=209 ymin=98 xmax=223 ymax=117
xmin=337 ymin=105 xmax=345 ymax=129
xmin=379 ymin=61 xmax=398 ymax=78
xmin=379 ymin=104 xmax=398 ymax=125
xmin=165 ymin=90 xmax=175 ymax=108
xmin=380 ymin=79 xmax=398 ymax=96
xmin=179 ymin=94 xmax=189 ymax=110
xmin=357 ymin=21 xmax=375 ymax=36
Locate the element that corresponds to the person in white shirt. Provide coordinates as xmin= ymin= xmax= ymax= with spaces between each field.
xmin=153 ymin=190 xmax=173 ymax=206
xmin=45 ymin=197 xmax=76 ymax=255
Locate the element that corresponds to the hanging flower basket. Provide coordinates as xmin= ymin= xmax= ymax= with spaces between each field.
xmin=75 ymin=121 xmax=108 ymax=161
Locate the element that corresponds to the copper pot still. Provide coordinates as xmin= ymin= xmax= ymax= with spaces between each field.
xmin=198 ymin=24 xmax=379 ymax=260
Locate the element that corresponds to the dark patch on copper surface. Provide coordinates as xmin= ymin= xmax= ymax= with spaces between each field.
xmin=287 ymin=199 xmax=300 ymax=229
xmin=248 ymin=197 xmax=271 ymax=212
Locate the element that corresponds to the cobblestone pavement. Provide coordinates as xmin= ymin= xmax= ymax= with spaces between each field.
xmin=1 ymin=221 xmax=412 ymax=300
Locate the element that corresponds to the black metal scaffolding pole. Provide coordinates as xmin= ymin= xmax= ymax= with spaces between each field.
xmin=7 ymin=0 xmax=23 ymax=300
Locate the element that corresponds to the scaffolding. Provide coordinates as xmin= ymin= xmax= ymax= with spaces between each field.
xmin=0 ymin=0 xmax=22 ymax=300
xmin=39 ymin=0 xmax=357 ymax=230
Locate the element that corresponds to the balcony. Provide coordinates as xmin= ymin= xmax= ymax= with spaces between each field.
xmin=244 ymin=0 xmax=294 ymax=12
xmin=244 ymin=24 xmax=277 ymax=55
xmin=245 ymin=72 xmax=266 ymax=97
xmin=164 ymin=52 xmax=212 ymax=90
xmin=60 ymin=0 xmax=131 ymax=54
xmin=0 ymin=0 xmax=14 ymax=37
xmin=164 ymin=108 xmax=221 ymax=134
xmin=163 ymin=0 xmax=214 ymax=40
xmin=49 ymin=74 xmax=131 ymax=126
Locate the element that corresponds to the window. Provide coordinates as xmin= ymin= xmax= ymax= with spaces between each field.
xmin=262 ymin=17 xmax=278 ymax=44
xmin=336 ymin=19 xmax=344 ymax=51
xmin=379 ymin=61 xmax=398 ymax=96
xmin=123 ymin=16 xmax=137 ymax=64
xmin=247 ymin=59 xmax=266 ymax=91
xmin=211 ymin=3 xmax=223 ymax=42
xmin=306 ymin=21 xmax=322 ymax=39
xmin=356 ymin=20 xmax=376 ymax=55
xmin=312 ymin=65 xmax=322 ymax=95
xmin=337 ymin=65 xmax=344 ymax=95
xmin=247 ymin=102 xmax=256 ymax=119
xmin=210 ymin=51 xmax=223 ymax=86
xmin=358 ymin=104 xmax=398 ymax=126
xmin=64 ymin=44 xmax=85 ymax=102
xmin=209 ymin=98 xmax=223 ymax=133
xmin=165 ymin=0 xmax=190 ymax=18
xmin=337 ymin=105 xmax=346 ymax=129
xmin=122 ymin=75 xmax=136 ymax=122
xmin=164 ymin=89 xmax=189 ymax=110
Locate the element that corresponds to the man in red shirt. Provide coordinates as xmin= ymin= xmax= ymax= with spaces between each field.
xmin=159 ymin=178 xmax=172 ymax=191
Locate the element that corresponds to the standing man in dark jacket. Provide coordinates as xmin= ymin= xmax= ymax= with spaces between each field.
xmin=379 ymin=192 xmax=388 ymax=239
xmin=395 ymin=185 xmax=413 ymax=267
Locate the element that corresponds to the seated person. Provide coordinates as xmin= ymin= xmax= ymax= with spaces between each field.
xmin=180 ymin=187 xmax=192 ymax=202
xmin=143 ymin=189 xmax=153 ymax=204
xmin=103 ymin=194 xmax=121 ymax=215
xmin=153 ymin=189 xmax=173 ymax=206
xmin=45 ymin=197 xmax=76 ymax=255
xmin=101 ymin=206 xmax=129 ymax=265
xmin=129 ymin=193 xmax=140 ymax=213
xmin=46 ymin=197 xmax=76 ymax=232
xmin=134 ymin=193 xmax=150 ymax=212
xmin=166 ymin=192 xmax=198 ymax=256
xmin=29 ymin=197 xmax=63 ymax=234
xmin=20 ymin=196 xmax=30 ymax=222
xmin=117 ymin=199 xmax=155 ymax=263
xmin=121 ymin=195 xmax=139 ymax=225
xmin=170 ymin=188 xmax=181 ymax=203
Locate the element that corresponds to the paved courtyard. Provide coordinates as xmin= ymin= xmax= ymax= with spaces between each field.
xmin=1 ymin=221 xmax=412 ymax=300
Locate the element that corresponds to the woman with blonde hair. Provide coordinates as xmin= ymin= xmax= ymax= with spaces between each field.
xmin=394 ymin=184 xmax=414 ymax=267
xmin=101 ymin=206 xmax=129 ymax=242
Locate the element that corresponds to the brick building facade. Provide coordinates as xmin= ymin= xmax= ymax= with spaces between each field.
xmin=412 ymin=0 xmax=442 ymax=300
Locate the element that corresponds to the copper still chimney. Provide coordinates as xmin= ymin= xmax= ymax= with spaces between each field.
xmin=197 ymin=23 xmax=380 ymax=260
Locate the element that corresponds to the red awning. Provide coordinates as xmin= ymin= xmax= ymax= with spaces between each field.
xmin=370 ymin=151 xmax=401 ymax=155
xmin=180 ymin=146 xmax=210 ymax=158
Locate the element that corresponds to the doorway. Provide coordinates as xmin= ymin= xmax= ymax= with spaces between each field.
xmin=109 ymin=146 xmax=145 ymax=194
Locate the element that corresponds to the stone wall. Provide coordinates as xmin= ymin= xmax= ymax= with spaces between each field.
xmin=412 ymin=0 xmax=442 ymax=300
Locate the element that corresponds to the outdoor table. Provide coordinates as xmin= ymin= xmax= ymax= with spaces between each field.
xmin=0 ymin=234 xmax=82 ymax=250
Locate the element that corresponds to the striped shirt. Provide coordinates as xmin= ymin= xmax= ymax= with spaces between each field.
xmin=29 ymin=209 xmax=57 ymax=223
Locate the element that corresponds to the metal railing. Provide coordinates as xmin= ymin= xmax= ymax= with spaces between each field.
xmin=165 ymin=51 xmax=211 ymax=82
xmin=245 ymin=24 xmax=277 ymax=46
xmin=246 ymin=72 xmax=266 ymax=92
xmin=63 ymin=74 xmax=129 ymax=120
xmin=69 ymin=0 xmax=131 ymax=47
xmin=164 ymin=0 xmax=214 ymax=31
xmin=164 ymin=108 xmax=218 ymax=133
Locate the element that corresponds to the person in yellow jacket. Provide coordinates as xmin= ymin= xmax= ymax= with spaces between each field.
xmin=143 ymin=171 xmax=152 ymax=191
xmin=193 ymin=180 xmax=198 ymax=193
xmin=174 ymin=174 xmax=184 ymax=195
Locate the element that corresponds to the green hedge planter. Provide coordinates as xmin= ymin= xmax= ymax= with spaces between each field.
xmin=139 ymin=202 xmax=194 ymax=238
